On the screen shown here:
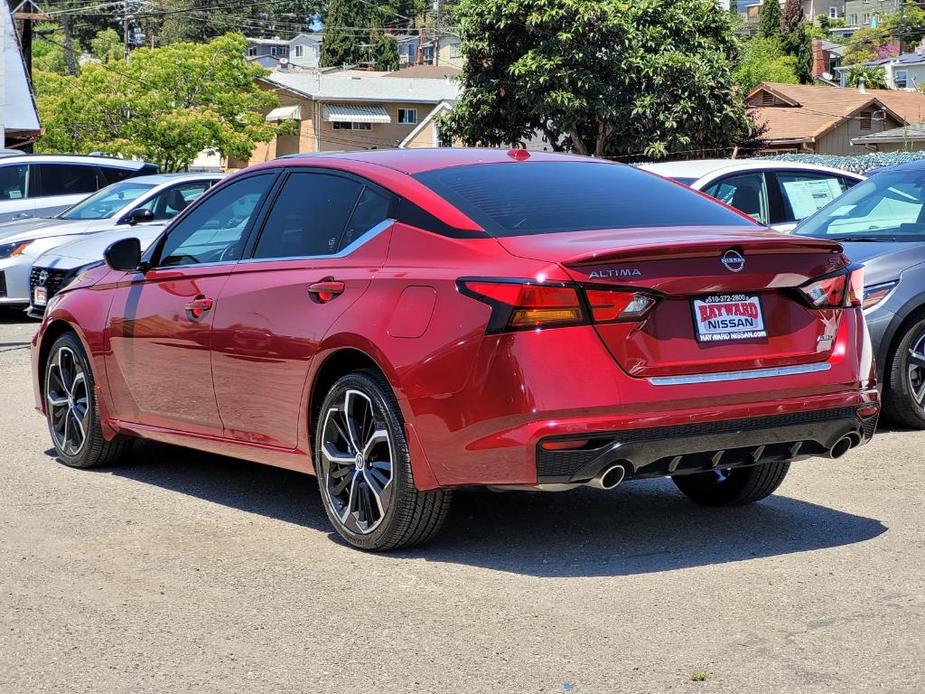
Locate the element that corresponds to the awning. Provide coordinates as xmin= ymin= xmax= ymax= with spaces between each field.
xmin=265 ymin=105 xmax=302 ymax=122
xmin=323 ymin=104 xmax=391 ymax=124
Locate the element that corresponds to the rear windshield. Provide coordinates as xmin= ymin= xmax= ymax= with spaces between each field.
xmin=413 ymin=162 xmax=755 ymax=236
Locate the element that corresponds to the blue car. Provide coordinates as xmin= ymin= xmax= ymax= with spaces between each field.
xmin=795 ymin=160 xmax=925 ymax=428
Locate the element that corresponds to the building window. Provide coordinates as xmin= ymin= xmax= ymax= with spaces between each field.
xmin=332 ymin=122 xmax=373 ymax=131
xmin=829 ymin=6 xmax=838 ymax=18
xmin=849 ymin=13 xmax=857 ymax=24
xmin=862 ymin=13 xmax=870 ymax=24
xmin=860 ymin=111 xmax=872 ymax=130
xmin=761 ymin=91 xmax=774 ymax=106
xmin=398 ymin=108 xmax=418 ymax=125
xmin=895 ymin=69 xmax=909 ymax=89
xmin=449 ymin=43 xmax=461 ymax=59
xmin=294 ymin=45 xmax=303 ymax=58
xmin=247 ymin=46 xmax=257 ymax=56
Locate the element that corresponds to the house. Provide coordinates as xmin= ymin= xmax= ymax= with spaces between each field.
xmin=245 ymin=33 xmax=323 ymax=69
xmin=840 ymin=51 xmax=925 ymax=90
xmin=742 ymin=1 xmax=845 ymax=25
xmin=851 ymin=122 xmax=925 ymax=151
xmin=747 ymin=81 xmax=925 ymax=154
xmin=241 ymin=71 xmax=460 ymax=165
xmin=843 ymin=0 xmax=904 ymax=29
xmin=2 ymin=0 xmax=41 ymax=149
xmin=395 ymin=32 xmax=463 ymax=70
xmin=812 ymin=39 xmax=845 ymax=79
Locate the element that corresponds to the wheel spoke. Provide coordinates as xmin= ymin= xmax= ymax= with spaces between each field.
xmin=912 ymin=379 xmax=925 ymax=405
xmin=362 ymin=469 xmax=386 ymax=517
xmin=321 ymin=441 xmax=355 ymax=466
xmin=362 ymin=429 xmax=389 ymax=459
xmin=908 ymin=348 xmax=925 ymax=370
xmin=70 ymin=409 xmax=86 ymax=448
xmin=46 ymin=393 xmax=68 ymax=407
xmin=343 ymin=390 xmax=368 ymax=453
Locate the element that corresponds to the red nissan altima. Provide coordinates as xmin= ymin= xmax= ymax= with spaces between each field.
xmin=31 ymin=149 xmax=880 ymax=550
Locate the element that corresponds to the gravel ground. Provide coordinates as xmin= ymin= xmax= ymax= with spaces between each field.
xmin=0 ymin=315 xmax=922 ymax=693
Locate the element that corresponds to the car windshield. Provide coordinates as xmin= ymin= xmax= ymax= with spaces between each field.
xmin=795 ymin=169 xmax=925 ymax=241
xmin=671 ymin=177 xmax=698 ymax=186
xmin=60 ymin=181 xmax=155 ymax=220
xmin=414 ymin=162 xmax=755 ymax=236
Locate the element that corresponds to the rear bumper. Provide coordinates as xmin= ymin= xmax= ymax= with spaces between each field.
xmin=535 ymin=405 xmax=879 ymax=484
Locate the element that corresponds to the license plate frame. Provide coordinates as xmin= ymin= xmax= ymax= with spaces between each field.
xmin=691 ymin=293 xmax=767 ymax=343
xmin=32 ymin=286 xmax=48 ymax=307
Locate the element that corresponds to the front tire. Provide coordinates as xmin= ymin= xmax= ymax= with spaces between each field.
xmin=672 ymin=461 xmax=790 ymax=506
xmin=884 ymin=317 xmax=925 ymax=429
xmin=44 ymin=333 xmax=130 ymax=468
xmin=314 ymin=370 xmax=451 ymax=551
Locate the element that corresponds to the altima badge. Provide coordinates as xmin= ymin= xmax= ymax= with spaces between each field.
xmin=721 ymin=250 xmax=746 ymax=273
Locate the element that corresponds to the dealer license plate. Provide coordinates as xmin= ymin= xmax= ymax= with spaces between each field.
xmin=32 ymin=286 xmax=48 ymax=307
xmin=692 ymin=294 xmax=766 ymax=343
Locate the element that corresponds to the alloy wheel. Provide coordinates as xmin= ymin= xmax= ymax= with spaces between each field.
xmin=909 ymin=331 xmax=925 ymax=411
xmin=46 ymin=346 xmax=90 ymax=457
xmin=319 ymin=388 xmax=394 ymax=535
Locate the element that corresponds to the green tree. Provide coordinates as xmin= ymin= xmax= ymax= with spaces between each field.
xmin=734 ymin=36 xmax=799 ymax=92
xmin=845 ymin=66 xmax=888 ymax=90
xmin=321 ymin=0 xmax=374 ymax=67
xmin=780 ymin=22 xmax=813 ymax=83
xmin=371 ymin=34 xmax=400 ymax=71
xmin=34 ymin=34 xmax=280 ymax=171
xmin=442 ymin=0 xmax=758 ymax=160
xmin=781 ymin=0 xmax=802 ymax=33
xmin=90 ymin=29 xmax=123 ymax=63
xmin=757 ymin=0 xmax=782 ymax=38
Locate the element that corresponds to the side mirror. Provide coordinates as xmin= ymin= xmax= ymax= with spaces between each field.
xmin=122 ymin=208 xmax=155 ymax=226
xmin=104 ymin=237 xmax=142 ymax=271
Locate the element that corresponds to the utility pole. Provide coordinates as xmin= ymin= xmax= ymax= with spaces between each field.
xmin=123 ymin=0 xmax=130 ymax=62
xmin=433 ymin=0 xmax=440 ymax=67
xmin=12 ymin=1 xmax=50 ymax=81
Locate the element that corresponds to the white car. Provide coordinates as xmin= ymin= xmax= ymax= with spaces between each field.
xmin=0 ymin=173 xmax=222 ymax=308
xmin=639 ymin=159 xmax=864 ymax=232
xmin=0 ymin=154 xmax=158 ymax=224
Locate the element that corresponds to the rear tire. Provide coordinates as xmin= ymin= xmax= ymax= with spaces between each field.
xmin=44 ymin=333 xmax=131 ymax=468
xmin=672 ymin=461 xmax=790 ymax=506
xmin=314 ymin=370 xmax=451 ymax=551
xmin=884 ymin=317 xmax=925 ymax=430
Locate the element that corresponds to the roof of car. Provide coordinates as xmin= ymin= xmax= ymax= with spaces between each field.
xmin=0 ymin=154 xmax=153 ymax=169
xmin=128 ymin=172 xmax=224 ymax=186
xmin=259 ymin=148 xmax=607 ymax=175
xmin=638 ymin=158 xmax=861 ymax=181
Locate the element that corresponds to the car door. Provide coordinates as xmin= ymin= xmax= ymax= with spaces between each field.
xmin=0 ymin=161 xmax=33 ymax=223
xmin=702 ymin=172 xmax=770 ymax=226
xmin=767 ymin=171 xmax=854 ymax=232
xmin=32 ymin=163 xmax=101 ymax=218
xmin=105 ymin=172 xmax=278 ymax=436
xmin=211 ymin=169 xmax=394 ymax=449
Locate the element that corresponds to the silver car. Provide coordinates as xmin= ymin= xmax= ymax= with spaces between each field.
xmin=0 ymin=154 xmax=158 ymax=224
xmin=0 ymin=173 xmax=222 ymax=308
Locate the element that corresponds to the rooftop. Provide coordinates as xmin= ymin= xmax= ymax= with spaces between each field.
xmin=262 ymin=71 xmax=461 ymax=104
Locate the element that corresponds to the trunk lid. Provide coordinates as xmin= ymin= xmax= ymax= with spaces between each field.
xmin=497 ymin=227 xmax=849 ymax=378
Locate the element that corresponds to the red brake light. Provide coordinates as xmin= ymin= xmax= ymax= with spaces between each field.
xmin=459 ymin=280 xmax=658 ymax=333
xmin=799 ymin=269 xmax=863 ymax=308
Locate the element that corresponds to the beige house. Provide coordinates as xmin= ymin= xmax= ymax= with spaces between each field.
xmin=243 ymin=71 xmax=460 ymax=166
xmin=747 ymin=82 xmax=925 ymax=155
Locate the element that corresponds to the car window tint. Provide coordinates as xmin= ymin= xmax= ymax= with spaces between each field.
xmin=36 ymin=164 xmax=99 ymax=196
xmin=60 ymin=181 xmax=155 ymax=220
xmin=159 ymin=174 xmax=273 ymax=267
xmin=254 ymin=172 xmax=363 ymax=258
xmin=138 ymin=181 xmax=213 ymax=220
xmin=414 ymin=162 xmax=755 ymax=236
xmin=0 ymin=163 xmax=27 ymax=200
xmin=340 ymin=185 xmax=393 ymax=249
xmin=774 ymin=172 xmax=848 ymax=222
xmin=99 ymin=167 xmax=138 ymax=185
xmin=703 ymin=173 xmax=768 ymax=225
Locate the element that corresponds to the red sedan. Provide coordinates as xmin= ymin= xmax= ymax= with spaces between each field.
xmin=31 ymin=149 xmax=880 ymax=550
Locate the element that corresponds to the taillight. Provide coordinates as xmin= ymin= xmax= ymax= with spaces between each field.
xmin=799 ymin=268 xmax=863 ymax=308
xmin=459 ymin=280 xmax=658 ymax=333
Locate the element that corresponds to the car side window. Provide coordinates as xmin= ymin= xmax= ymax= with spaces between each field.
xmin=35 ymin=163 xmax=99 ymax=197
xmin=0 ymin=163 xmax=28 ymax=200
xmin=773 ymin=172 xmax=849 ymax=223
xmin=157 ymin=174 xmax=274 ymax=267
xmin=704 ymin=173 xmax=768 ymax=225
xmin=137 ymin=181 xmax=214 ymax=220
xmin=253 ymin=172 xmax=365 ymax=259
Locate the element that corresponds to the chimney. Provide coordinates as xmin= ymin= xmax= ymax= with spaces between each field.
xmin=812 ymin=39 xmax=826 ymax=78
xmin=858 ymin=76 xmax=867 ymax=94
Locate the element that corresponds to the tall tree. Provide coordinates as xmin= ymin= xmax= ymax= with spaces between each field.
xmin=757 ymin=0 xmax=782 ymax=38
xmin=442 ymin=0 xmax=758 ymax=160
xmin=781 ymin=0 xmax=802 ymax=33
xmin=320 ymin=0 xmax=373 ymax=67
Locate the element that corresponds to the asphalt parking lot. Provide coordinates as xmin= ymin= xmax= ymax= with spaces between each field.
xmin=0 ymin=312 xmax=922 ymax=694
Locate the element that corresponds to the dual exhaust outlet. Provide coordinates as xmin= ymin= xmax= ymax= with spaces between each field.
xmin=826 ymin=432 xmax=862 ymax=460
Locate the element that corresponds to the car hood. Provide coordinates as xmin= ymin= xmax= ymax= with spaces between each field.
xmin=0 ymin=218 xmax=122 ymax=245
xmin=0 ymin=217 xmax=74 ymax=241
xmin=34 ymin=224 xmax=167 ymax=270
xmin=841 ymin=240 xmax=925 ymax=285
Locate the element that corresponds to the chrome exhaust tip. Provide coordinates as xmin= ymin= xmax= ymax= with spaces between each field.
xmin=587 ymin=464 xmax=626 ymax=490
xmin=827 ymin=434 xmax=858 ymax=460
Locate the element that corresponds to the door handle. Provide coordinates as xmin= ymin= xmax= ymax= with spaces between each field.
xmin=307 ymin=280 xmax=345 ymax=303
xmin=184 ymin=296 xmax=214 ymax=319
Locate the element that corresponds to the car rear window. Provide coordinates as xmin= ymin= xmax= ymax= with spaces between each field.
xmin=413 ymin=162 xmax=754 ymax=236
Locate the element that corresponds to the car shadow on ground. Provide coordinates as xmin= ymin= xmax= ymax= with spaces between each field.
xmin=68 ymin=440 xmax=888 ymax=578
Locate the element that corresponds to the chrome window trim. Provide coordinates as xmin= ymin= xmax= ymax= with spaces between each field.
xmin=238 ymin=218 xmax=395 ymax=263
xmin=649 ymin=362 xmax=832 ymax=386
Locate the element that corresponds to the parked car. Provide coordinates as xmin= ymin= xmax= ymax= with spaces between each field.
xmin=0 ymin=173 xmax=222 ymax=309
xmin=31 ymin=149 xmax=879 ymax=551
xmin=794 ymin=160 xmax=925 ymax=429
xmin=639 ymin=159 xmax=863 ymax=232
xmin=0 ymin=154 xmax=158 ymax=224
